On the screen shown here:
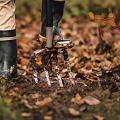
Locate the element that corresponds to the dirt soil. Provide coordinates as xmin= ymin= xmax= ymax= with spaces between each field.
xmin=4 ymin=17 xmax=120 ymax=120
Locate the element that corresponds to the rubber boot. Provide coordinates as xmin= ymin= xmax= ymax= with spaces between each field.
xmin=0 ymin=30 xmax=17 ymax=79
xmin=40 ymin=0 xmax=65 ymax=37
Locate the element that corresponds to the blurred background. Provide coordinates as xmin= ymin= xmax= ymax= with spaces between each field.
xmin=16 ymin=0 xmax=120 ymax=19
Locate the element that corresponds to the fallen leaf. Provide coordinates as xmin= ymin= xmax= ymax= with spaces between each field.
xmin=83 ymin=96 xmax=100 ymax=105
xmin=35 ymin=57 xmax=42 ymax=65
xmin=22 ymin=99 xmax=33 ymax=109
xmin=9 ymin=90 xmax=18 ymax=97
xmin=20 ymin=58 xmax=28 ymax=66
xmin=94 ymin=114 xmax=104 ymax=120
xmin=70 ymin=72 xmax=77 ymax=78
xmin=36 ymin=97 xmax=52 ymax=108
xmin=113 ymin=40 xmax=120 ymax=49
xmin=68 ymin=108 xmax=80 ymax=116
xmin=31 ymin=93 xmax=40 ymax=99
xmin=79 ymin=105 xmax=87 ymax=112
xmin=69 ymin=57 xmax=79 ymax=67
xmin=71 ymin=93 xmax=82 ymax=103
xmin=44 ymin=116 xmax=52 ymax=120
xmin=14 ymin=87 xmax=22 ymax=94
xmin=62 ymin=68 xmax=68 ymax=73
xmin=88 ymin=12 xmax=95 ymax=20
xmin=21 ymin=112 xmax=32 ymax=117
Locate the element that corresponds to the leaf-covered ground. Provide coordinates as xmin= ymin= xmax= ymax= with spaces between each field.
xmin=1 ymin=17 xmax=120 ymax=120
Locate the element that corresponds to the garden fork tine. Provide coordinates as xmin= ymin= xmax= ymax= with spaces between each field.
xmin=44 ymin=68 xmax=51 ymax=87
xmin=63 ymin=48 xmax=75 ymax=85
xmin=53 ymin=50 xmax=64 ymax=87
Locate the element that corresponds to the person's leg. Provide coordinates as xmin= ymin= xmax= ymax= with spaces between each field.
xmin=40 ymin=0 xmax=65 ymax=37
xmin=0 ymin=0 xmax=17 ymax=79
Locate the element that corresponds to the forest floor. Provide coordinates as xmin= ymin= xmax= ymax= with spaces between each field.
xmin=0 ymin=17 xmax=120 ymax=120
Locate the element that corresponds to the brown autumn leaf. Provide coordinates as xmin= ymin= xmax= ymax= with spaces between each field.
xmin=68 ymin=108 xmax=80 ymax=116
xmin=92 ymin=11 xmax=116 ymax=28
xmin=106 ymin=13 xmax=116 ymax=27
xmin=44 ymin=116 xmax=52 ymax=120
xmin=72 ymin=93 xmax=82 ymax=102
xmin=9 ymin=87 xmax=22 ymax=97
xmin=62 ymin=69 xmax=77 ymax=78
xmin=70 ymin=57 xmax=79 ymax=67
xmin=22 ymin=99 xmax=33 ymax=109
xmin=31 ymin=93 xmax=40 ymax=99
xmin=83 ymin=96 xmax=100 ymax=105
xmin=13 ymin=87 xmax=23 ymax=94
xmin=9 ymin=90 xmax=18 ymax=97
xmin=35 ymin=57 xmax=42 ymax=65
xmin=71 ymin=93 xmax=84 ymax=104
xmin=35 ymin=97 xmax=52 ymax=108
xmin=88 ymin=12 xmax=95 ymax=20
xmin=20 ymin=58 xmax=29 ymax=66
xmin=94 ymin=114 xmax=104 ymax=120
xmin=94 ymin=15 xmax=105 ymax=25
xmin=21 ymin=112 xmax=32 ymax=117
xmin=113 ymin=40 xmax=120 ymax=49
xmin=62 ymin=68 xmax=68 ymax=73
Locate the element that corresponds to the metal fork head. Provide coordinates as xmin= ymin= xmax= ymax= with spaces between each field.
xmin=31 ymin=38 xmax=75 ymax=87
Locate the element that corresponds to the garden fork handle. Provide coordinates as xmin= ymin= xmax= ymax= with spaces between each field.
xmin=46 ymin=0 xmax=53 ymax=48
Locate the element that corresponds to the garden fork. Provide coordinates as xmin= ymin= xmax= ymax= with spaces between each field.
xmin=31 ymin=0 xmax=75 ymax=87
